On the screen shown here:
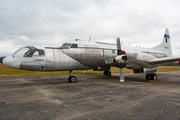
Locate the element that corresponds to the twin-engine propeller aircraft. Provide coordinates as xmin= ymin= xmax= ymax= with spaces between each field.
xmin=3 ymin=28 xmax=180 ymax=83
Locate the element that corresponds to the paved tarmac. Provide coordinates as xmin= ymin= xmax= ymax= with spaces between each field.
xmin=0 ymin=71 xmax=180 ymax=120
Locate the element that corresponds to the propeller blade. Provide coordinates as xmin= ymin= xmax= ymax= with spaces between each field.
xmin=116 ymin=38 xmax=125 ymax=82
xmin=120 ymin=64 xmax=124 ymax=82
xmin=117 ymin=37 xmax=121 ymax=54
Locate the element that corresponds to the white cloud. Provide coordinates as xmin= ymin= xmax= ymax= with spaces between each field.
xmin=0 ymin=0 xmax=180 ymax=56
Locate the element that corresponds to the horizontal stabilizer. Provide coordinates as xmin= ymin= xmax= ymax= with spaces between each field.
xmin=148 ymin=57 xmax=180 ymax=65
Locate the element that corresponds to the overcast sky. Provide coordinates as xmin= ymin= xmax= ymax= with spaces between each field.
xmin=0 ymin=0 xmax=180 ymax=56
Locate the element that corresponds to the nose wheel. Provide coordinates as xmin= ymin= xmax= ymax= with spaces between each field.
xmin=68 ymin=76 xmax=76 ymax=83
xmin=68 ymin=70 xmax=76 ymax=83
xmin=146 ymin=74 xmax=157 ymax=81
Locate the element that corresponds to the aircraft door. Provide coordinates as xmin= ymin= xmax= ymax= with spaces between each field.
xmin=46 ymin=49 xmax=55 ymax=70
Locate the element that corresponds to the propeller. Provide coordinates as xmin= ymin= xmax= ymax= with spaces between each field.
xmin=115 ymin=38 xmax=127 ymax=82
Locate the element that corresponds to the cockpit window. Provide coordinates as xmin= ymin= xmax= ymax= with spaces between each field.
xmin=70 ymin=44 xmax=78 ymax=48
xmin=61 ymin=43 xmax=78 ymax=48
xmin=12 ymin=46 xmax=45 ymax=58
xmin=61 ymin=43 xmax=71 ymax=48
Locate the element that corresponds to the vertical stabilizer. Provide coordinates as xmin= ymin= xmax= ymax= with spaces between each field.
xmin=152 ymin=28 xmax=172 ymax=56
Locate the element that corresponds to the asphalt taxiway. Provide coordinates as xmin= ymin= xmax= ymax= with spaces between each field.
xmin=0 ymin=71 xmax=180 ymax=120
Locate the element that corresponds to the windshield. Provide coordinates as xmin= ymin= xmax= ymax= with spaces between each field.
xmin=61 ymin=43 xmax=78 ymax=48
xmin=61 ymin=43 xmax=71 ymax=48
xmin=13 ymin=46 xmax=45 ymax=58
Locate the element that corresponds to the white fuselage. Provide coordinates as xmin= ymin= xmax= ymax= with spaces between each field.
xmin=3 ymin=41 xmax=170 ymax=71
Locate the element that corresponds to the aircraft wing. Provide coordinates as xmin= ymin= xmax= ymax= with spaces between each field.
xmin=148 ymin=57 xmax=180 ymax=65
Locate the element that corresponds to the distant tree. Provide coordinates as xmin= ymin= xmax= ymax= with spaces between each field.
xmin=0 ymin=57 xmax=6 ymax=64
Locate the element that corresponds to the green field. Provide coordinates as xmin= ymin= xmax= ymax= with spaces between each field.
xmin=0 ymin=65 xmax=180 ymax=78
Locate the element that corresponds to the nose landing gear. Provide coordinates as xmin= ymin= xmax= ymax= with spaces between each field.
xmin=68 ymin=70 xmax=76 ymax=83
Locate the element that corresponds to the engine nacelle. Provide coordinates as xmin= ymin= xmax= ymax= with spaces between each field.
xmin=133 ymin=67 xmax=157 ymax=74
xmin=143 ymin=68 xmax=157 ymax=74
xmin=115 ymin=55 xmax=128 ymax=63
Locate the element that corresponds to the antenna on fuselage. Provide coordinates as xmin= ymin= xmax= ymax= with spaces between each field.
xmin=89 ymin=36 xmax=91 ymax=42
xmin=75 ymin=39 xmax=81 ymax=41
xmin=121 ymin=41 xmax=123 ymax=45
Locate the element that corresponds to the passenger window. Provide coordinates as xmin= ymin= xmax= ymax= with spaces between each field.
xmin=70 ymin=44 xmax=78 ymax=48
xmin=112 ymin=50 xmax=115 ymax=54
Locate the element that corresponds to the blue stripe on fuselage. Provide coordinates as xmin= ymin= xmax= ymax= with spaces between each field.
xmin=164 ymin=34 xmax=170 ymax=39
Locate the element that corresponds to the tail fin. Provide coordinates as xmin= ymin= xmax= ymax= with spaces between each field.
xmin=152 ymin=28 xmax=172 ymax=56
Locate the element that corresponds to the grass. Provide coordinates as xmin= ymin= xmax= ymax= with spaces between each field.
xmin=156 ymin=66 xmax=180 ymax=72
xmin=0 ymin=65 xmax=179 ymax=78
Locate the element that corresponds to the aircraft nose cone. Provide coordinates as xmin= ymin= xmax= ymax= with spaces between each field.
xmin=2 ymin=56 xmax=20 ymax=69
xmin=3 ymin=57 xmax=12 ymax=67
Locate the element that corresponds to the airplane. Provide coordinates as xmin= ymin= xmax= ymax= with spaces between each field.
xmin=2 ymin=28 xmax=180 ymax=83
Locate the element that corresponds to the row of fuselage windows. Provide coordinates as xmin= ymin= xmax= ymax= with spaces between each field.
xmin=71 ymin=44 xmax=116 ymax=54
xmin=61 ymin=43 xmax=117 ymax=54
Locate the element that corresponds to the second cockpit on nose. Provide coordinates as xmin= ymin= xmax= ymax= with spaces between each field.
xmin=12 ymin=46 xmax=45 ymax=58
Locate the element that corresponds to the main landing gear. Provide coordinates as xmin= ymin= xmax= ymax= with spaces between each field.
xmin=68 ymin=70 xmax=76 ymax=83
xmin=103 ymin=71 xmax=111 ymax=77
xmin=146 ymin=74 xmax=157 ymax=81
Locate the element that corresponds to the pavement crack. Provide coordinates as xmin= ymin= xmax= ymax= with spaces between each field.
xmin=38 ymin=88 xmax=77 ymax=112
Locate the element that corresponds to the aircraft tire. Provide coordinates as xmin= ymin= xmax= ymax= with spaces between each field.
xmin=104 ymin=71 xmax=111 ymax=77
xmin=107 ymin=71 xmax=111 ymax=77
xmin=152 ymin=74 xmax=157 ymax=80
xmin=103 ymin=71 xmax=108 ymax=76
xmin=68 ymin=76 xmax=76 ymax=83
xmin=146 ymin=74 xmax=157 ymax=81
xmin=146 ymin=74 xmax=150 ymax=81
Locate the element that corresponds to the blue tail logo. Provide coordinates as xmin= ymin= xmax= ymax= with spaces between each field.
xmin=164 ymin=34 xmax=170 ymax=39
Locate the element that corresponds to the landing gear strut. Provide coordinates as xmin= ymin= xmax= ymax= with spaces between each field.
xmin=146 ymin=74 xmax=157 ymax=81
xmin=68 ymin=70 xmax=76 ymax=83
xmin=103 ymin=71 xmax=111 ymax=77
